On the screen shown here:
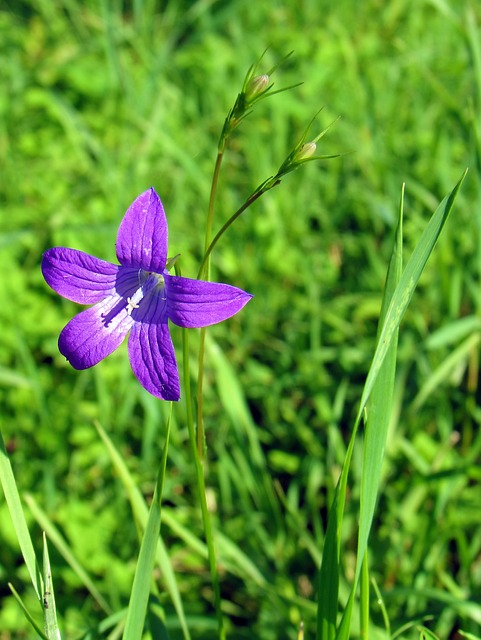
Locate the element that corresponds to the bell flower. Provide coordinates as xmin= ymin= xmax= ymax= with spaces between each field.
xmin=41 ymin=188 xmax=252 ymax=400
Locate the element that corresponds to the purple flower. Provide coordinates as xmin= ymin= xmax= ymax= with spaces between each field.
xmin=41 ymin=188 xmax=252 ymax=401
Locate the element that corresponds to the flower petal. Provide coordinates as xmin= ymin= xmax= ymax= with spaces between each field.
xmin=165 ymin=274 xmax=253 ymax=328
xmin=116 ymin=188 xmax=168 ymax=273
xmin=128 ymin=293 xmax=180 ymax=400
xmin=42 ymin=248 xmax=119 ymax=304
xmin=58 ymin=295 xmax=134 ymax=369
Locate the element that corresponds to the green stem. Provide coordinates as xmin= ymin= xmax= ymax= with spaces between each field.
xmin=197 ymin=185 xmax=271 ymax=281
xmin=203 ymin=150 xmax=225 ymax=272
xmin=371 ymin=576 xmax=390 ymax=638
xmin=183 ymin=329 xmax=225 ymax=639
xmin=197 ymin=329 xmax=207 ymax=458
xmin=196 ymin=176 xmax=280 ymax=459
xmin=197 ymin=150 xmax=225 ymax=460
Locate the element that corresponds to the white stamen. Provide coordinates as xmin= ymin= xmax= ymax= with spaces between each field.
xmin=126 ymin=297 xmax=140 ymax=315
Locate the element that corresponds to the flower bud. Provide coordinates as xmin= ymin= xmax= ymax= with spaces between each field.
xmin=245 ymin=74 xmax=270 ymax=101
xmin=295 ymin=142 xmax=317 ymax=161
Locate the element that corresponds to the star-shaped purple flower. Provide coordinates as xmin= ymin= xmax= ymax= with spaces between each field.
xmin=41 ymin=188 xmax=252 ymax=400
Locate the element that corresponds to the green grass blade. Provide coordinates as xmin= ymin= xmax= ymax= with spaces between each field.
xmin=459 ymin=632 xmax=481 ymax=640
xmin=418 ymin=627 xmax=441 ymax=640
xmin=318 ymin=174 xmax=466 ymax=640
xmin=316 ymin=501 xmax=340 ymax=640
xmin=337 ymin=186 xmax=404 ymax=639
xmin=122 ymin=406 xmax=172 ymax=640
xmin=359 ymin=555 xmax=370 ymax=640
xmin=0 ymin=430 xmax=43 ymax=602
xmin=358 ymin=185 xmax=403 ymax=572
xmin=24 ymin=494 xmax=112 ymax=614
xmin=412 ymin=332 xmax=481 ymax=410
xmin=8 ymin=582 xmax=48 ymax=640
xmin=95 ymin=421 xmax=191 ymax=640
xmin=354 ymin=170 xmax=467 ymax=424
xmin=42 ymin=532 xmax=61 ymax=640
xmin=317 ymin=425 xmax=357 ymax=640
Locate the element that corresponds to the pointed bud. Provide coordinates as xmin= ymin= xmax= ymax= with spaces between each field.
xmin=295 ymin=142 xmax=317 ymax=161
xmin=245 ymin=74 xmax=270 ymax=101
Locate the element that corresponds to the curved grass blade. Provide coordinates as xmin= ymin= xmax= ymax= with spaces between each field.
xmin=95 ymin=421 xmax=191 ymax=640
xmin=0 ymin=430 xmax=43 ymax=601
xmin=337 ymin=185 xmax=404 ymax=639
xmin=354 ymin=169 xmax=467 ymax=426
xmin=8 ymin=582 xmax=48 ymax=640
xmin=43 ymin=532 xmax=61 ymax=640
xmin=317 ymin=172 xmax=467 ymax=640
xmin=122 ymin=406 xmax=172 ymax=640
xmin=25 ymin=494 xmax=112 ymax=615
xmin=412 ymin=332 xmax=481 ymax=410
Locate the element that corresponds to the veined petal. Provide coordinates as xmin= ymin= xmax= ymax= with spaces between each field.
xmin=165 ymin=274 xmax=253 ymax=328
xmin=42 ymin=248 xmax=119 ymax=304
xmin=128 ymin=294 xmax=180 ymax=400
xmin=116 ymin=188 xmax=168 ymax=272
xmin=58 ymin=295 xmax=134 ymax=369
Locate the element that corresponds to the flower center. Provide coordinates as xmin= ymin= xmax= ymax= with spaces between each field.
xmin=126 ymin=271 xmax=165 ymax=315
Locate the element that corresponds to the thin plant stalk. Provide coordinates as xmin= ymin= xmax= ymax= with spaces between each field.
xmin=197 ymin=187 xmax=269 ymax=281
xmin=371 ymin=577 xmax=391 ymax=638
xmin=197 ymin=149 xmax=225 ymax=458
xmin=183 ymin=328 xmax=225 ymax=640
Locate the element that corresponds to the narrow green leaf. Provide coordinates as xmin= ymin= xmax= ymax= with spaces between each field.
xmin=418 ymin=626 xmax=441 ymax=640
xmin=317 ymin=424 xmax=357 ymax=640
xmin=317 ymin=173 xmax=466 ymax=640
xmin=0 ymin=430 xmax=43 ymax=602
xmin=8 ymin=582 xmax=48 ymax=640
xmin=359 ymin=184 xmax=403 ymax=562
xmin=42 ymin=532 xmax=61 ymax=640
xmin=338 ymin=186 xmax=404 ymax=640
xmin=359 ymin=555 xmax=370 ymax=640
xmin=459 ymin=631 xmax=481 ymax=640
xmin=25 ymin=494 xmax=112 ymax=615
xmin=412 ymin=332 xmax=481 ymax=410
xmin=95 ymin=421 xmax=191 ymax=640
xmin=123 ymin=406 xmax=172 ymax=640
xmin=316 ymin=502 xmax=340 ymax=640
xmin=355 ymin=170 xmax=467 ymax=424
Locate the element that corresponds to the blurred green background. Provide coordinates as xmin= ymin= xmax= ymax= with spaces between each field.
xmin=1 ymin=0 xmax=481 ymax=638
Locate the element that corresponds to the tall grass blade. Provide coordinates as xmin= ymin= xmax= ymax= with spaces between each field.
xmin=317 ymin=172 xmax=466 ymax=640
xmin=25 ymin=494 xmax=112 ymax=614
xmin=8 ymin=582 xmax=48 ymax=640
xmin=95 ymin=422 xmax=191 ymax=640
xmin=0 ymin=430 xmax=43 ymax=601
xmin=317 ymin=425 xmax=357 ymax=640
xmin=354 ymin=169 xmax=467 ymax=424
xmin=338 ymin=186 xmax=404 ymax=639
xmin=42 ymin=532 xmax=61 ymax=640
xmin=122 ymin=406 xmax=172 ymax=640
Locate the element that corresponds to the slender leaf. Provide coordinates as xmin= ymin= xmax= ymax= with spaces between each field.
xmin=354 ymin=170 xmax=467 ymax=425
xmin=317 ymin=173 xmax=466 ymax=640
xmin=42 ymin=532 xmax=61 ymax=640
xmin=0 ymin=430 xmax=43 ymax=601
xmin=338 ymin=185 xmax=404 ymax=639
xmin=8 ymin=582 xmax=48 ymax=640
xmin=412 ymin=332 xmax=481 ymax=410
xmin=123 ymin=406 xmax=172 ymax=640
xmin=95 ymin=421 xmax=191 ymax=640
xmin=25 ymin=494 xmax=112 ymax=615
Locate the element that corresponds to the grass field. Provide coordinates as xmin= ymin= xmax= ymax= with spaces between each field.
xmin=1 ymin=1 xmax=481 ymax=639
